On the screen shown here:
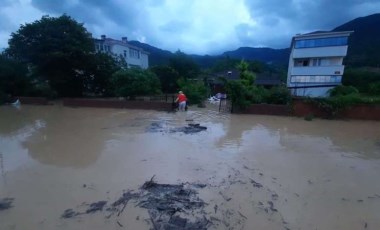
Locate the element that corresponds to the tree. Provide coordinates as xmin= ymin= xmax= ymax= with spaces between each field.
xmin=236 ymin=60 xmax=256 ymax=86
xmin=169 ymin=50 xmax=200 ymax=79
xmin=150 ymin=66 xmax=179 ymax=93
xmin=85 ymin=53 xmax=121 ymax=96
xmin=0 ymin=54 xmax=30 ymax=103
xmin=111 ymin=69 xmax=161 ymax=99
xmin=6 ymin=15 xmax=95 ymax=97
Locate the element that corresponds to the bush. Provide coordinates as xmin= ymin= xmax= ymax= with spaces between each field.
xmin=226 ymin=80 xmax=251 ymax=109
xmin=267 ymin=85 xmax=292 ymax=105
xmin=343 ymin=68 xmax=380 ymax=93
xmin=368 ymin=82 xmax=380 ymax=95
xmin=177 ymin=78 xmax=207 ymax=105
xmin=306 ymin=93 xmax=380 ymax=118
xmin=111 ymin=69 xmax=161 ymax=99
xmin=329 ymin=85 xmax=359 ymax=97
xmin=248 ymin=86 xmax=269 ymax=104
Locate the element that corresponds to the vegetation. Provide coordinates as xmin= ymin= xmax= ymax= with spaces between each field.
xmin=111 ymin=68 xmax=161 ymax=99
xmin=342 ymin=68 xmax=380 ymax=94
xmin=306 ymin=85 xmax=380 ymax=118
xmin=177 ymin=78 xmax=207 ymax=105
xmin=6 ymin=15 xmax=96 ymax=97
xmin=0 ymin=55 xmax=30 ymax=101
xmin=224 ymin=60 xmax=291 ymax=110
xmin=150 ymin=66 xmax=179 ymax=94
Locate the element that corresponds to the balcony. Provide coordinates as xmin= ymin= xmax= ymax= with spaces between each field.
xmin=291 ymin=65 xmax=345 ymax=76
xmin=292 ymin=46 xmax=348 ymax=58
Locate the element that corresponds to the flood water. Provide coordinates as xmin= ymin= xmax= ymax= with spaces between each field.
xmin=1 ymin=104 xmax=380 ymax=230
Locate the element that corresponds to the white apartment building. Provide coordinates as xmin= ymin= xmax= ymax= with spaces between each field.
xmin=287 ymin=31 xmax=353 ymax=97
xmin=94 ymin=35 xmax=149 ymax=69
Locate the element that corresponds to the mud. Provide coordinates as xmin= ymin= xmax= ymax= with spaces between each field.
xmin=62 ymin=177 xmax=210 ymax=229
xmin=146 ymin=122 xmax=207 ymax=134
xmin=1 ymin=104 xmax=380 ymax=229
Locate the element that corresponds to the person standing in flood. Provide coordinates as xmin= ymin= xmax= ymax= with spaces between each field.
xmin=175 ymin=91 xmax=187 ymax=111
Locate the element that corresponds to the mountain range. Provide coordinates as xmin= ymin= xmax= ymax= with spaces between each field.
xmin=129 ymin=13 xmax=380 ymax=69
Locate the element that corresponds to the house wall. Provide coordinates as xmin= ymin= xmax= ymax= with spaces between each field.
xmin=287 ymin=32 xmax=352 ymax=98
xmin=94 ymin=38 xmax=149 ymax=69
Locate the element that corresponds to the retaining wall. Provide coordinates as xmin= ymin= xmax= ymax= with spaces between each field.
xmin=63 ymin=98 xmax=172 ymax=111
xmin=233 ymin=104 xmax=290 ymax=116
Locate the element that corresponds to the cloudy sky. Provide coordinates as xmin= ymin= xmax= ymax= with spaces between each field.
xmin=1 ymin=0 xmax=379 ymax=54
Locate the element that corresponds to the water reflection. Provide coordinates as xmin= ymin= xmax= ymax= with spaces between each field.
xmin=216 ymin=114 xmax=380 ymax=158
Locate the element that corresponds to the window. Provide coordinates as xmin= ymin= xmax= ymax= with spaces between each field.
xmin=291 ymin=75 xmax=342 ymax=83
xmin=129 ymin=48 xmax=140 ymax=59
xmin=124 ymin=50 xmax=127 ymax=58
xmin=294 ymin=59 xmax=310 ymax=67
xmin=295 ymin=36 xmax=348 ymax=49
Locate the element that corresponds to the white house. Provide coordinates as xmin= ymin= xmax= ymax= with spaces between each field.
xmin=94 ymin=35 xmax=149 ymax=69
xmin=287 ymin=31 xmax=353 ymax=97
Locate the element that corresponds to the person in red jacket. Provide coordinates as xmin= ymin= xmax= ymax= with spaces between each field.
xmin=175 ymin=91 xmax=187 ymax=111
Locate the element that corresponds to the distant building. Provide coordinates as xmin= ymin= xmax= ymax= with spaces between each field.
xmin=207 ymin=69 xmax=283 ymax=94
xmin=94 ymin=35 xmax=149 ymax=69
xmin=287 ymin=31 xmax=353 ymax=97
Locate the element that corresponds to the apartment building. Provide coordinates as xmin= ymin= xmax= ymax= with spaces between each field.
xmin=287 ymin=31 xmax=352 ymax=97
xmin=94 ymin=35 xmax=149 ymax=69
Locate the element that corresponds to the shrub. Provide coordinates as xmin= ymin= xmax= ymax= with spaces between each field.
xmin=248 ymin=86 xmax=269 ymax=104
xmin=177 ymin=78 xmax=207 ymax=105
xmin=267 ymin=85 xmax=292 ymax=104
xmin=329 ymin=85 xmax=359 ymax=97
xmin=111 ymin=69 xmax=161 ymax=99
xmin=226 ymin=80 xmax=251 ymax=109
xmin=343 ymin=68 xmax=380 ymax=93
xmin=368 ymin=82 xmax=380 ymax=95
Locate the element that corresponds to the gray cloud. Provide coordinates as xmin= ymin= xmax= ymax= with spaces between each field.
xmin=1 ymin=0 xmax=379 ymax=53
xmin=160 ymin=20 xmax=190 ymax=33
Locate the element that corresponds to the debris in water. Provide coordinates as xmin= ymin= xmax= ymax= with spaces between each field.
xmin=61 ymin=209 xmax=80 ymax=218
xmin=0 ymin=198 xmax=14 ymax=211
xmin=86 ymin=201 xmax=107 ymax=213
xmin=250 ymin=179 xmax=263 ymax=188
xmin=146 ymin=122 xmax=207 ymax=134
xmin=170 ymin=123 xmax=207 ymax=134
xmin=61 ymin=176 xmax=210 ymax=229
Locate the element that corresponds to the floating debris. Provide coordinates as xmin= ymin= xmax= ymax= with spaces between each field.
xmin=146 ymin=122 xmax=207 ymax=134
xmin=0 ymin=198 xmax=14 ymax=211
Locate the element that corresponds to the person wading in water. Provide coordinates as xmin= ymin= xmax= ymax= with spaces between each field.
xmin=175 ymin=91 xmax=187 ymax=111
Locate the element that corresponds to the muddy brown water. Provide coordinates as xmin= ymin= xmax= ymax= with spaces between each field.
xmin=0 ymin=104 xmax=379 ymax=229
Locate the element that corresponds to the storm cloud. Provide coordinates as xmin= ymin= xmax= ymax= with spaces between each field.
xmin=0 ymin=0 xmax=379 ymax=54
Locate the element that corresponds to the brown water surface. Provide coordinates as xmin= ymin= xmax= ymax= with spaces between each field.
xmin=0 ymin=104 xmax=379 ymax=229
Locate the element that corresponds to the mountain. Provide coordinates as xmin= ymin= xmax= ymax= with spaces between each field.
xmin=128 ymin=40 xmax=173 ymax=66
xmin=221 ymin=47 xmax=290 ymax=66
xmin=333 ymin=13 xmax=380 ymax=67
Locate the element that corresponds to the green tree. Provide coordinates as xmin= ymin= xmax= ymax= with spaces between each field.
xmin=0 ymin=54 xmax=30 ymax=103
xmin=236 ymin=60 xmax=256 ymax=86
xmin=177 ymin=78 xmax=207 ymax=105
xmin=111 ymin=69 xmax=161 ymax=99
xmin=85 ymin=53 xmax=121 ymax=96
xmin=6 ymin=15 xmax=94 ymax=97
xmin=150 ymin=65 xmax=179 ymax=93
xmin=169 ymin=50 xmax=200 ymax=79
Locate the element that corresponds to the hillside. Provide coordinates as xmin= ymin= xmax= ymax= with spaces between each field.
xmin=221 ymin=47 xmax=290 ymax=66
xmin=333 ymin=13 xmax=380 ymax=67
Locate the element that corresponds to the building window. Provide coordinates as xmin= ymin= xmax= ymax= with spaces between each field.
xmin=294 ymin=59 xmax=310 ymax=67
xmin=129 ymin=48 xmax=140 ymax=59
xmin=295 ymin=36 xmax=348 ymax=49
xmin=124 ymin=50 xmax=127 ymax=58
xmin=291 ymin=75 xmax=342 ymax=83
